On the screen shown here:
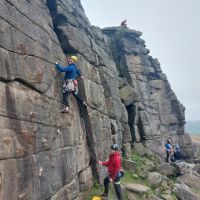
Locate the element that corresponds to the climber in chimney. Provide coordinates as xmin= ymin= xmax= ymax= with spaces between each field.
xmin=55 ymin=56 xmax=86 ymax=113
xmin=98 ymin=144 xmax=123 ymax=200
xmin=121 ymin=19 xmax=128 ymax=28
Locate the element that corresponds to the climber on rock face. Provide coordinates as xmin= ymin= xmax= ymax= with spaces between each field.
xmin=98 ymin=144 xmax=123 ymax=200
xmin=55 ymin=56 xmax=86 ymax=113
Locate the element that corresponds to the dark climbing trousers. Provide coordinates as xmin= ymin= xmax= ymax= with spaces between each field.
xmin=166 ymin=151 xmax=171 ymax=163
xmin=103 ymin=176 xmax=123 ymax=200
xmin=63 ymin=91 xmax=84 ymax=107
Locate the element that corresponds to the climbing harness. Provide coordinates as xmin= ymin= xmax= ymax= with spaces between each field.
xmin=62 ymin=79 xmax=78 ymax=93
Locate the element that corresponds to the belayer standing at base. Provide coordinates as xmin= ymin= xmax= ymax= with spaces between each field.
xmin=55 ymin=56 xmax=86 ymax=113
xmin=98 ymin=144 xmax=123 ymax=200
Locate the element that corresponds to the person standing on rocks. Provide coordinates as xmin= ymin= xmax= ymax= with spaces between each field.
xmin=98 ymin=144 xmax=123 ymax=200
xmin=55 ymin=56 xmax=86 ymax=113
xmin=165 ymin=139 xmax=173 ymax=163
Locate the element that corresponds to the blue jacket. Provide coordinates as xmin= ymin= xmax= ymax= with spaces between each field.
xmin=165 ymin=143 xmax=172 ymax=152
xmin=55 ymin=63 xmax=81 ymax=80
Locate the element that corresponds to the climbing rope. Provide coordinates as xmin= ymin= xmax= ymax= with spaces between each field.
xmin=79 ymin=106 xmax=99 ymax=163
xmin=76 ymin=93 xmax=100 ymax=180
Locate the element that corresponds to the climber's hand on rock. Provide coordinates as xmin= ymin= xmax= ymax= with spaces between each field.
xmin=98 ymin=160 xmax=102 ymax=165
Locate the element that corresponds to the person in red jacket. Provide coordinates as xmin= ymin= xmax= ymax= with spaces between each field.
xmin=98 ymin=144 xmax=123 ymax=200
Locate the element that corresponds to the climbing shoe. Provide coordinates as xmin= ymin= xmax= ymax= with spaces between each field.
xmin=83 ymin=101 xmax=87 ymax=107
xmin=61 ymin=107 xmax=69 ymax=113
xmin=100 ymin=193 xmax=108 ymax=197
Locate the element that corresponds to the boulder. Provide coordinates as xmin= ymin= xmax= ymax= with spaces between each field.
xmin=132 ymin=143 xmax=148 ymax=156
xmin=176 ymin=174 xmax=200 ymax=190
xmin=141 ymin=158 xmax=155 ymax=171
xmin=119 ymin=85 xmax=139 ymax=105
xmin=149 ymin=196 xmax=162 ymax=200
xmin=194 ymin=164 xmax=200 ymax=174
xmin=160 ymin=194 xmax=173 ymax=200
xmin=157 ymin=164 xmax=176 ymax=177
xmin=170 ymin=161 xmax=195 ymax=175
xmin=123 ymin=159 xmax=137 ymax=173
xmin=137 ymin=170 xmax=148 ymax=178
xmin=173 ymin=183 xmax=200 ymax=200
xmin=124 ymin=183 xmax=150 ymax=194
xmin=147 ymin=172 xmax=162 ymax=187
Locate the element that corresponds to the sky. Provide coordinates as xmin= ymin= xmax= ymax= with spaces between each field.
xmin=81 ymin=0 xmax=200 ymax=121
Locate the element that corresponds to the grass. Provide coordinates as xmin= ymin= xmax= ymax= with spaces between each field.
xmin=121 ymin=170 xmax=150 ymax=186
xmin=121 ymin=171 xmax=140 ymax=183
xmin=131 ymin=153 xmax=146 ymax=169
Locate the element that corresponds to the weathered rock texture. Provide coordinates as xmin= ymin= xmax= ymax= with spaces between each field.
xmin=0 ymin=0 xmax=194 ymax=199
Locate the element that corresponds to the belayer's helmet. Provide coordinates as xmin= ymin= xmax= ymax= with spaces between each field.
xmin=70 ymin=56 xmax=78 ymax=62
xmin=111 ymin=144 xmax=119 ymax=151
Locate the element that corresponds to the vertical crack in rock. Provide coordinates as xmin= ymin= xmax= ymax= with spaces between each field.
xmin=46 ymin=0 xmax=77 ymax=54
xmin=138 ymin=115 xmax=146 ymax=141
xmin=76 ymin=79 xmax=100 ymax=181
xmin=46 ymin=0 xmax=99 ymax=182
xmin=126 ymin=103 xmax=137 ymax=142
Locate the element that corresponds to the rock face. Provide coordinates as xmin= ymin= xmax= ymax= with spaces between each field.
xmin=0 ymin=0 xmax=194 ymax=199
xmin=173 ymin=184 xmax=200 ymax=200
xmin=124 ymin=183 xmax=150 ymax=194
xmin=102 ymin=27 xmax=193 ymax=156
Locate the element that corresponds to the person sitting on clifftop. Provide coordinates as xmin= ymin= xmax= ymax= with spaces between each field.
xmin=121 ymin=19 xmax=128 ymax=28
xmin=55 ymin=56 xmax=86 ymax=113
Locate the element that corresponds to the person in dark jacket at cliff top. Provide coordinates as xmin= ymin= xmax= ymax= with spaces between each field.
xmin=55 ymin=56 xmax=86 ymax=113
xmin=98 ymin=144 xmax=123 ymax=200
